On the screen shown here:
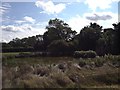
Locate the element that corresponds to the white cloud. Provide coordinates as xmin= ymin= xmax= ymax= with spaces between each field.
xmin=2 ymin=3 xmax=11 ymax=8
xmin=0 ymin=3 xmax=11 ymax=24
xmin=1 ymin=23 xmax=46 ymax=42
xmin=84 ymin=0 xmax=119 ymax=11
xmin=1 ymin=25 xmax=22 ymax=32
xmin=23 ymin=16 xmax=36 ymax=24
xmin=2 ymin=15 xmax=48 ymax=42
xmin=67 ymin=11 xmax=118 ymax=33
xmin=85 ymin=13 xmax=112 ymax=21
xmin=35 ymin=0 xmax=66 ymax=14
xmin=15 ymin=20 xmax=26 ymax=24
xmin=67 ymin=15 xmax=90 ymax=33
xmin=0 ymin=3 xmax=11 ymax=15
xmin=95 ymin=12 xmax=118 ymax=28
xmin=1 ymin=24 xmax=32 ymax=33
xmin=0 ymin=6 xmax=7 ymax=15
xmin=15 ymin=16 xmax=36 ymax=24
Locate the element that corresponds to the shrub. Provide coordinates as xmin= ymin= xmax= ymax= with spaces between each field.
xmin=73 ymin=50 xmax=97 ymax=58
xmin=23 ymin=76 xmax=55 ymax=88
xmin=94 ymin=58 xmax=105 ymax=67
xmin=68 ymin=74 xmax=80 ymax=83
xmin=18 ymin=64 xmax=34 ymax=75
xmin=48 ymin=40 xmax=69 ymax=52
xmin=78 ymin=60 xmax=86 ymax=67
xmin=49 ymin=72 xmax=74 ymax=87
xmin=33 ymin=66 xmax=49 ymax=76
xmin=58 ymin=63 xmax=67 ymax=70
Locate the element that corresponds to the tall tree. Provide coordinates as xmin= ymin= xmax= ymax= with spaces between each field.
xmin=43 ymin=18 xmax=77 ymax=49
xmin=96 ymin=28 xmax=115 ymax=55
xmin=112 ymin=22 xmax=120 ymax=54
xmin=78 ymin=23 xmax=102 ymax=51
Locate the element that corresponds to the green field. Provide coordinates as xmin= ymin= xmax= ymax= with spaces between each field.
xmin=2 ymin=53 xmax=120 ymax=89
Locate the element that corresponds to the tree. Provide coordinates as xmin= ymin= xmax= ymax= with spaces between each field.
xmin=4 ymin=35 xmax=44 ymax=52
xmin=112 ymin=22 xmax=120 ymax=54
xmin=43 ymin=18 xmax=77 ymax=49
xmin=48 ymin=40 xmax=69 ymax=53
xmin=9 ymin=38 xmax=24 ymax=47
xmin=78 ymin=23 xmax=102 ymax=51
xmin=96 ymin=28 xmax=115 ymax=55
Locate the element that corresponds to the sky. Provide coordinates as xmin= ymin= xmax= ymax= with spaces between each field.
xmin=0 ymin=0 xmax=119 ymax=42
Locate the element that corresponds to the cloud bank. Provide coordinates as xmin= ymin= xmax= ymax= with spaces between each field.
xmin=35 ymin=1 xmax=66 ymax=15
xmin=86 ymin=14 xmax=112 ymax=21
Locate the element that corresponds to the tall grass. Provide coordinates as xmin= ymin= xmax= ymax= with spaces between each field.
xmin=2 ymin=54 xmax=120 ymax=88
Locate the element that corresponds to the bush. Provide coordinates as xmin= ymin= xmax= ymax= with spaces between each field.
xmin=23 ymin=76 xmax=55 ymax=88
xmin=48 ymin=40 xmax=69 ymax=53
xmin=18 ymin=64 xmax=34 ymax=75
xmin=49 ymin=72 xmax=74 ymax=87
xmin=78 ymin=60 xmax=86 ymax=67
xmin=73 ymin=50 xmax=97 ymax=58
xmin=33 ymin=66 xmax=49 ymax=76
xmin=94 ymin=59 xmax=104 ymax=67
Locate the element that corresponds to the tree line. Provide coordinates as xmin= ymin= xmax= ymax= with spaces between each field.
xmin=2 ymin=18 xmax=120 ymax=56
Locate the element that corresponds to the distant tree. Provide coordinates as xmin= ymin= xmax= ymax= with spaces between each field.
xmin=78 ymin=23 xmax=102 ymax=51
xmin=112 ymin=22 xmax=120 ymax=54
xmin=3 ymin=18 xmax=120 ymax=55
xmin=96 ymin=22 xmax=120 ymax=55
xmin=47 ymin=39 xmax=77 ymax=54
xmin=43 ymin=18 xmax=77 ymax=49
xmin=48 ymin=40 xmax=69 ymax=53
xmin=2 ymin=42 xmax=11 ymax=49
xmin=96 ymin=28 xmax=115 ymax=55
xmin=9 ymin=38 xmax=24 ymax=47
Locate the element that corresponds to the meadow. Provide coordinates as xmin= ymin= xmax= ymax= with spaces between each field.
xmin=2 ymin=52 xmax=120 ymax=89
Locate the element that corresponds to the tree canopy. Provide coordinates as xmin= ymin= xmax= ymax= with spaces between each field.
xmin=2 ymin=18 xmax=120 ymax=55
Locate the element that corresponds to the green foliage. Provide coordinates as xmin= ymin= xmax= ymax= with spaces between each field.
xmin=78 ymin=23 xmax=102 ymax=51
xmin=43 ymin=18 xmax=77 ymax=49
xmin=94 ymin=59 xmax=105 ymax=67
xmin=48 ymin=40 xmax=69 ymax=52
xmin=73 ymin=50 xmax=97 ymax=58
xmin=2 ymin=18 xmax=120 ymax=55
xmin=78 ymin=60 xmax=86 ymax=67
xmin=47 ymin=40 xmax=76 ymax=56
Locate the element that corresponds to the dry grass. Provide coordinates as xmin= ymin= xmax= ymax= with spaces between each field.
xmin=2 ymin=55 xmax=120 ymax=88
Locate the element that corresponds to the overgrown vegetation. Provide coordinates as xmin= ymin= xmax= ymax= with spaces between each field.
xmin=2 ymin=54 xmax=120 ymax=88
xmin=73 ymin=50 xmax=97 ymax=58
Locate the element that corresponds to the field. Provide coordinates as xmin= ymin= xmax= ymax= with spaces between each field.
xmin=2 ymin=52 xmax=120 ymax=89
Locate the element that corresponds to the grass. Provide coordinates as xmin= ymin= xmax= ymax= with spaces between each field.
xmin=2 ymin=53 xmax=120 ymax=88
xmin=2 ymin=52 xmax=31 ymax=57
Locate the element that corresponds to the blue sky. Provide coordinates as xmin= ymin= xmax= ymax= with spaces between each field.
xmin=0 ymin=0 xmax=119 ymax=42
